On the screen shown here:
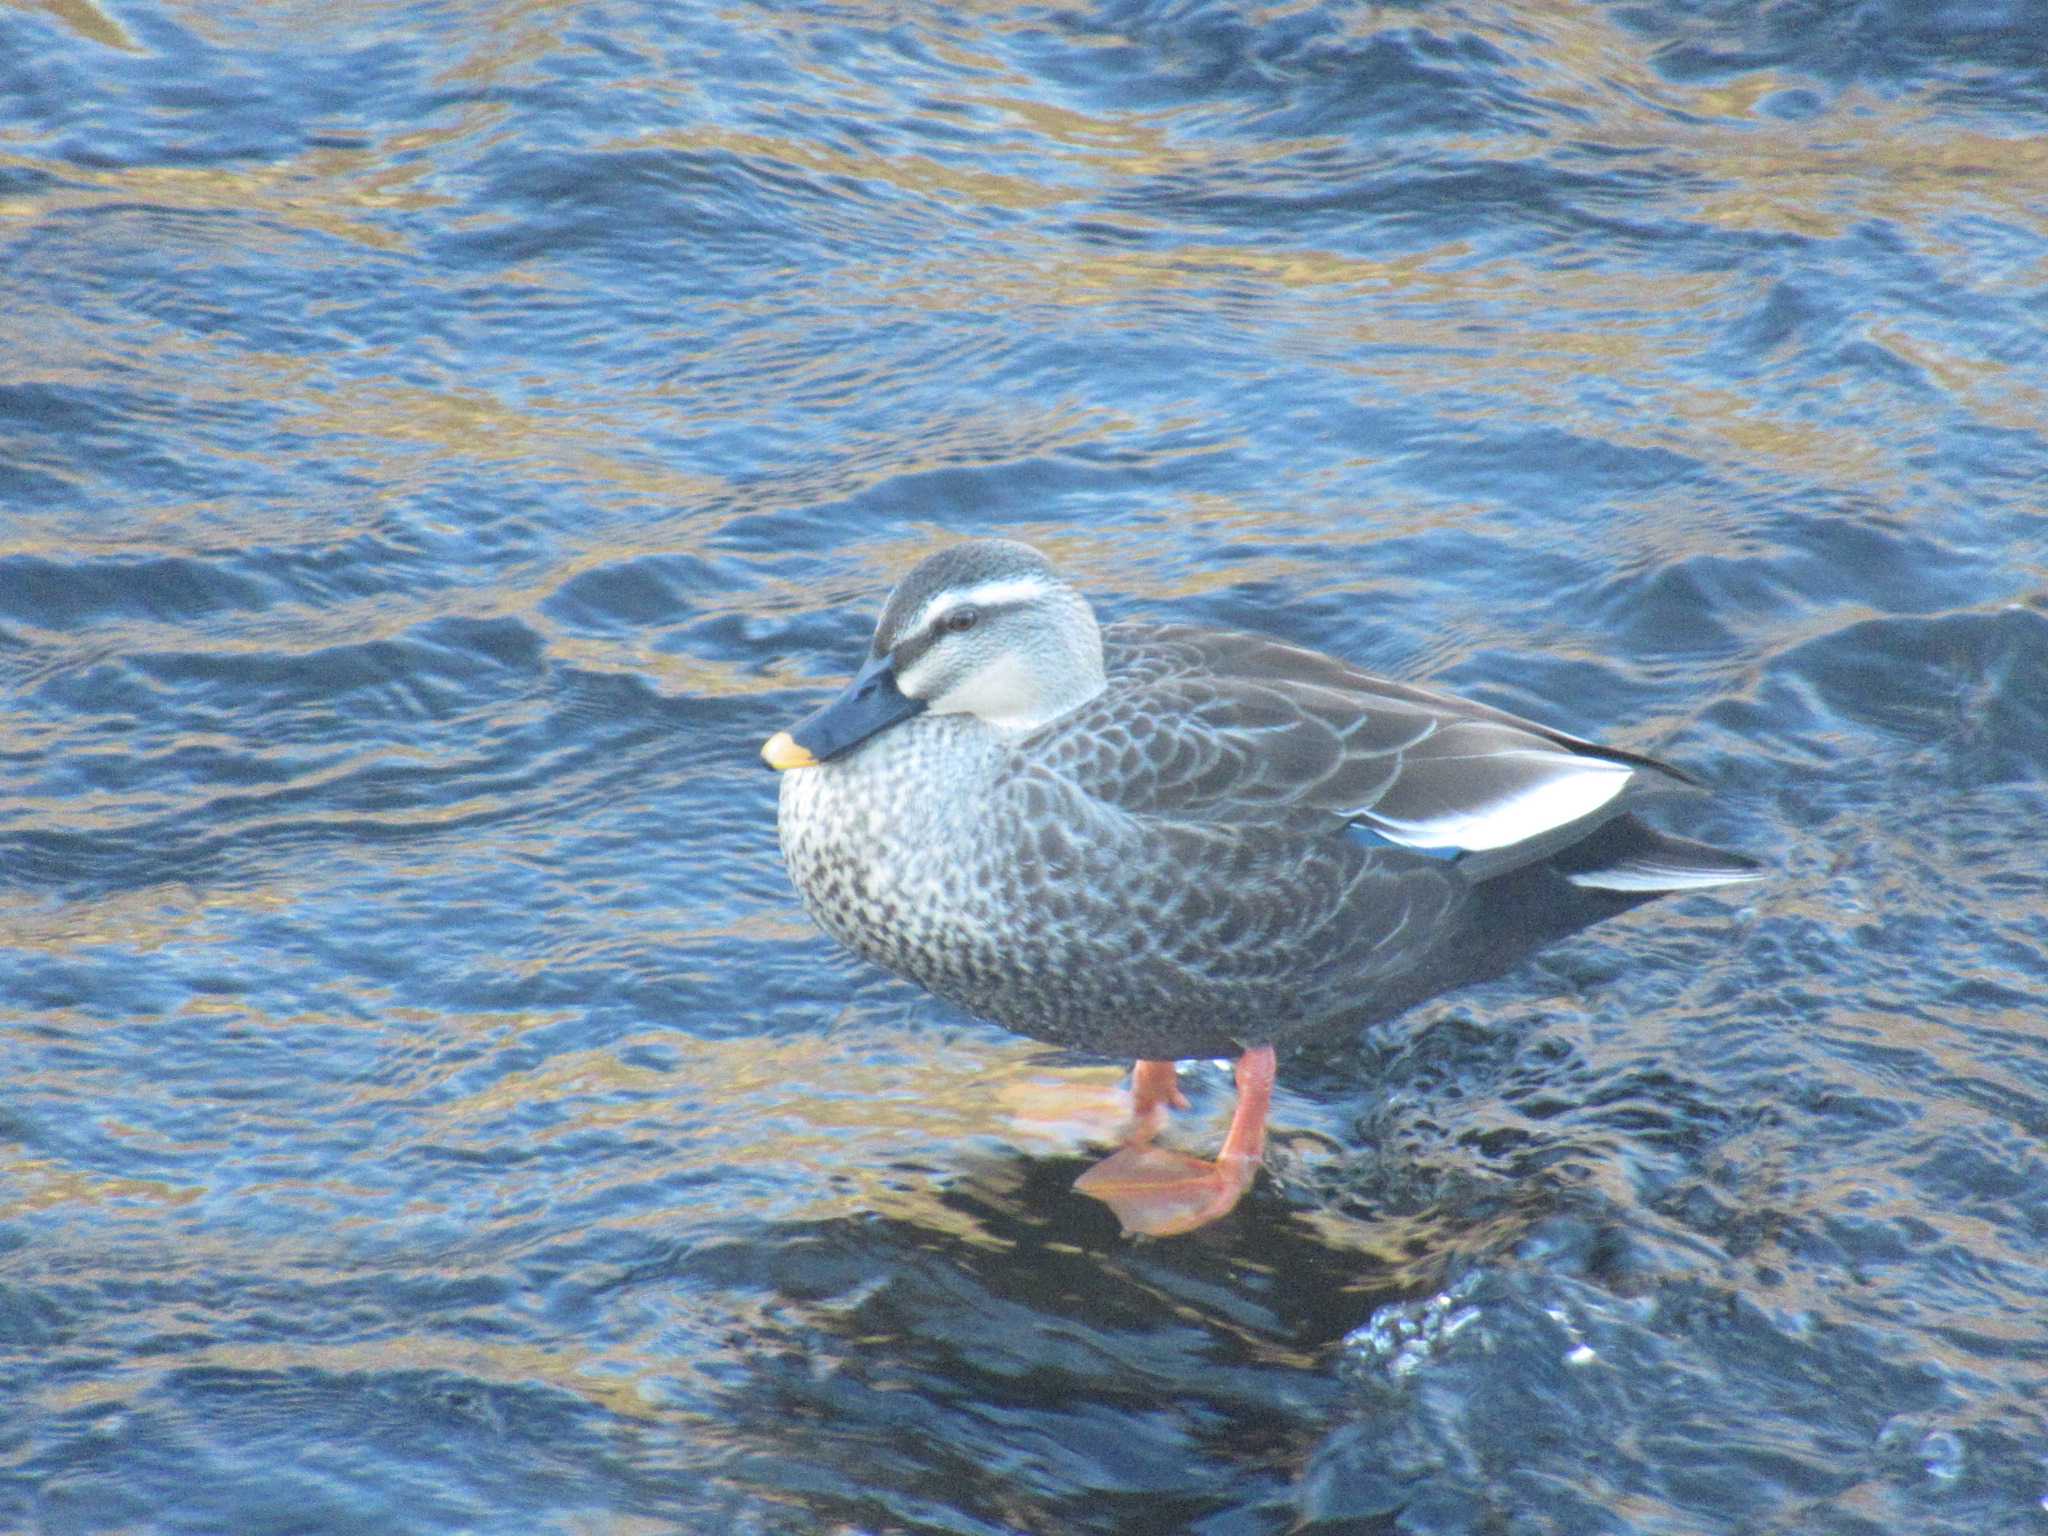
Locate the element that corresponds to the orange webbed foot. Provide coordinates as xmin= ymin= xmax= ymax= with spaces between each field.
xmin=1074 ymin=1044 xmax=1276 ymax=1237
xmin=1073 ymin=1144 xmax=1260 ymax=1236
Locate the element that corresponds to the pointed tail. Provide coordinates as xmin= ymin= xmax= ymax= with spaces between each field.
xmin=1551 ymin=814 xmax=1767 ymax=894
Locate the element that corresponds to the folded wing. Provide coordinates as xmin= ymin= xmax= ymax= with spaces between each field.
xmin=1048 ymin=624 xmax=1712 ymax=872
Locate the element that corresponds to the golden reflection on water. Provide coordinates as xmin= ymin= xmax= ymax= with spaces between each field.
xmin=15 ymin=0 xmax=136 ymax=51
xmin=0 ymin=144 xmax=459 ymax=249
xmin=0 ymin=886 xmax=223 ymax=955
xmin=35 ymin=1327 xmax=700 ymax=1428
xmin=0 ymin=1157 xmax=201 ymax=1219
xmin=7 ymin=0 xmax=2036 ymax=626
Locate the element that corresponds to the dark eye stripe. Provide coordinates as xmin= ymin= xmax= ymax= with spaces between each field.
xmin=925 ymin=598 xmax=1017 ymax=640
xmin=891 ymin=598 xmax=1019 ymax=666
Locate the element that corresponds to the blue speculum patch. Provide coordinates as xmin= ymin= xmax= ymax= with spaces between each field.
xmin=1347 ymin=823 xmax=1464 ymax=861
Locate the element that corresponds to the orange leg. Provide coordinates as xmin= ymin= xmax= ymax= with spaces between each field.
xmin=1126 ymin=1058 xmax=1191 ymax=1143
xmin=1073 ymin=1045 xmax=1277 ymax=1237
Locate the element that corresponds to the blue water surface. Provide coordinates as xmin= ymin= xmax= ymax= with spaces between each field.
xmin=2 ymin=1 xmax=2046 ymax=1532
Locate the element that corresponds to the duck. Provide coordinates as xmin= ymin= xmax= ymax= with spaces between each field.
xmin=761 ymin=538 xmax=1761 ymax=1236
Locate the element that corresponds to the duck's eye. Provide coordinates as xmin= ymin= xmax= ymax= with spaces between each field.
xmin=941 ymin=607 xmax=980 ymax=635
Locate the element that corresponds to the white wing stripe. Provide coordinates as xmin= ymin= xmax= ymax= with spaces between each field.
xmin=1363 ymin=754 xmax=1633 ymax=852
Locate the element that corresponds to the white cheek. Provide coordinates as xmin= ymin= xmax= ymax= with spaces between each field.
xmin=951 ymin=653 xmax=1050 ymax=729
xmin=894 ymin=652 xmax=938 ymax=702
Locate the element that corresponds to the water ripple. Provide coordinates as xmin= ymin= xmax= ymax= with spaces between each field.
xmin=2 ymin=0 xmax=2046 ymax=1531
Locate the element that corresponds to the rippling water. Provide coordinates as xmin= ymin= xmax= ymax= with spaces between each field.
xmin=3 ymin=1 xmax=2046 ymax=1531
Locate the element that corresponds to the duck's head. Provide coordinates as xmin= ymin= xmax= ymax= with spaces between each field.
xmin=762 ymin=539 xmax=1108 ymax=770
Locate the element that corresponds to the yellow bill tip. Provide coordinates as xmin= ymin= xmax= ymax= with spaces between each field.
xmin=761 ymin=730 xmax=817 ymax=771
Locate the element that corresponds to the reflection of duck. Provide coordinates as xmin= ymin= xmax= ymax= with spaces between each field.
xmin=763 ymin=539 xmax=1762 ymax=1237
